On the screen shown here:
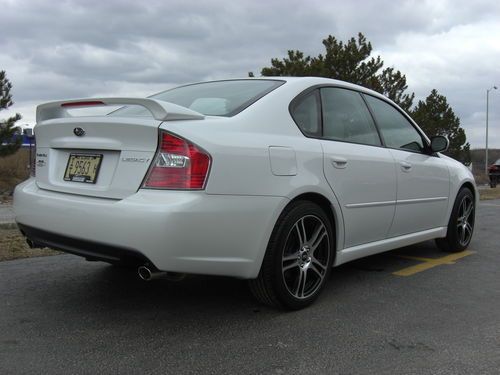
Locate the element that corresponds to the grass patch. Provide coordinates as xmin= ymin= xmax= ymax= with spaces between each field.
xmin=479 ymin=187 xmax=500 ymax=200
xmin=0 ymin=228 xmax=60 ymax=262
xmin=0 ymin=148 xmax=31 ymax=195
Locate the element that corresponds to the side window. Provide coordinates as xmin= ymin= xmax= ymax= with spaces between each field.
xmin=290 ymin=90 xmax=320 ymax=137
xmin=321 ymin=88 xmax=381 ymax=146
xmin=364 ymin=95 xmax=425 ymax=152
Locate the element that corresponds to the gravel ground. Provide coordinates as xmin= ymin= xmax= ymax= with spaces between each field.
xmin=0 ymin=200 xmax=15 ymax=225
xmin=0 ymin=228 xmax=59 ymax=261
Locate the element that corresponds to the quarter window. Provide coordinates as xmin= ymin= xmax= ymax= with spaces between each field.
xmin=290 ymin=91 xmax=321 ymax=137
xmin=364 ymin=95 xmax=425 ymax=152
xmin=321 ymin=88 xmax=381 ymax=146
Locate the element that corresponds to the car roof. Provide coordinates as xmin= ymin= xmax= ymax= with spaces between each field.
xmin=203 ymin=77 xmax=391 ymax=102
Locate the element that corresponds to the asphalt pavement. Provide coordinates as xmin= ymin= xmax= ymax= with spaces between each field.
xmin=1 ymin=200 xmax=499 ymax=374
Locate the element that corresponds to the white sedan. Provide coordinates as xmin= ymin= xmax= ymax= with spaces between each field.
xmin=14 ymin=77 xmax=477 ymax=309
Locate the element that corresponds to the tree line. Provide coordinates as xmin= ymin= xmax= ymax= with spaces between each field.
xmin=2 ymin=33 xmax=471 ymax=161
xmin=0 ymin=70 xmax=21 ymax=157
xmin=251 ymin=33 xmax=470 ymax=162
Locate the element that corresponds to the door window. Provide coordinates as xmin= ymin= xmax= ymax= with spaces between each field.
xmin=321 ymin=88 xmax=381 ymax=146
xmin=364 ymin=95 xmax=425 ymax=152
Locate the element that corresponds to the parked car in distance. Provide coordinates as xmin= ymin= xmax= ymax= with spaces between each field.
xmin=14 ymin=77 xmax=477 ymax=309
xmin=488 ymin=159 xmax=500 ymax=188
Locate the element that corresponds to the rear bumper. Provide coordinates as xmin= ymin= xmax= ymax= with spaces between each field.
xmin=17 ymin=223 xmax=149 ymax=265
xmin=14 ymin=179 xmax=288 ymax=278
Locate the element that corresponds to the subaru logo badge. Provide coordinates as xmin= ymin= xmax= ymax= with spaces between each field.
xmin=73 ymin=127 xmax=85 ymax=137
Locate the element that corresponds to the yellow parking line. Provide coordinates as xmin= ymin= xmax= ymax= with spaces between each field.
xmin=393 ymin=250 xmax=475 ymax=277
xmin=397 ymin=255 xmax=438 ymax=262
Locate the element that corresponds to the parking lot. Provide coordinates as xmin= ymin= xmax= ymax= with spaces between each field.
xmin=1 ymin=200 xmax=499 ymax=374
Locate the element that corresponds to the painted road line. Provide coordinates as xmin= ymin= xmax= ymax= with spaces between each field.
xmin=393 ymin=250 xmax=475 ymax=277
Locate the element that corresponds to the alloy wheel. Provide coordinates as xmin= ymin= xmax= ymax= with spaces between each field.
xmin=281 ymin=215 xmax=330 ymax=299
xmin=456 ymin=195 xmax=474 ymax=247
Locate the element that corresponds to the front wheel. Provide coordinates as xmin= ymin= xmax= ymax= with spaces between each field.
xmin=248 ymin=201 xmax=334 ymax=310
xmin=436 ymin=187 xmax=475 ymax=252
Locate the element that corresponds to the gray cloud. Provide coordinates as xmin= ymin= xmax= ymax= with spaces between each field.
xmin=1 ymin=0 xmax=500 ymax=148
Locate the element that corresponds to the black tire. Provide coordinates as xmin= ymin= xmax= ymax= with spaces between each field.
xmin=436 ymin=187 xmax=475 ymax=253
xmin=248 ymin=201 xmax=334 ymax=310
xmin=490 ymin=179 xmax=497 ymax=188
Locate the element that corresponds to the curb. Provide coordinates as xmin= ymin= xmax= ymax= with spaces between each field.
xmin=0 ymin=222 xmax=17 ymax=230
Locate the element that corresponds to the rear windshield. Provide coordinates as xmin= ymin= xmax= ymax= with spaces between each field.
xmin=110 ymin=79 xmax=284 ymax=118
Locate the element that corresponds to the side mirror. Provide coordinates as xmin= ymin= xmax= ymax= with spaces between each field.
xmin=430 ymin=136 xmax=449 ymax=153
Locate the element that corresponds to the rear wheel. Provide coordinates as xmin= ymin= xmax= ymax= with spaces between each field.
xmin=490 ymin=177 xmax=497 ymax=188
xmin=436 ymin=187 xmax=475 ymax=252
xmin=249 ymin=201 xmax=334 ymax=310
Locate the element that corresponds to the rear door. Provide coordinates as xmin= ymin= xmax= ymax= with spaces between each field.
xmin=319 ymin=87 xmax=397 ymax=248
xmin=291 ymin=87 xmax=397 ymax=248
xmin=363 ymin=94 xmax=450 ymax=236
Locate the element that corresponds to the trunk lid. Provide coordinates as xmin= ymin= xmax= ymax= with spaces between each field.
xmin=33 ymin=98 xmax=204 ymax=199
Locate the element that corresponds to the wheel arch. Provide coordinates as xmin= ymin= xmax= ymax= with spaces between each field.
xmin=460 ymin=180 xmax=478 ymax=219
xmin=460 ymin=181 xmax=476 ymax=199
xmin=285 ymin=192 xmax=340 ymax=259
xmin=453 ymin=179 xmax=478 ymax=214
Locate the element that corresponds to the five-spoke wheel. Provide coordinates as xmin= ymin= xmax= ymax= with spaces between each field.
xmin=436 ymin=187 xmax=475 ymax=252
xmin=456 ymin=194 xmax=474 ymax=247
xmin=281 ymin=215 xmax=330 ymax=299
xmin=249 ymin=201 xmax=334 ymax=309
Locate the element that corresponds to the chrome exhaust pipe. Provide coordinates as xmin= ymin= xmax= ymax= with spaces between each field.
xmin=137 ymin=265 xmax=186 ymax=282
xmin=137 ymin=265 xmax=167 ymax=281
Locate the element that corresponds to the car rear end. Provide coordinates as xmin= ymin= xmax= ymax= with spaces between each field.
xmin=488 ymin=159 xmax=500 ymax=188
xmin=14 ymin=84 xmax=289 ymax=279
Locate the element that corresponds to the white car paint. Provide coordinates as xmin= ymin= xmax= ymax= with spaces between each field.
xmin=14 ymin=77 xmax=477 ymax=279
xmin=388 ymin=148 xmax=450 ymax=236
xmin=321 ymin=140 xmax=397 ymax=248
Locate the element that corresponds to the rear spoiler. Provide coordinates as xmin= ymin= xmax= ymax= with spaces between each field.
xmin=36 ymin=97 xmax=205 ymax=123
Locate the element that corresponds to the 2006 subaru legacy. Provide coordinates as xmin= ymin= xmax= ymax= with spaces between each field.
xmin=14 ymin=77 xmax=477 ymax=309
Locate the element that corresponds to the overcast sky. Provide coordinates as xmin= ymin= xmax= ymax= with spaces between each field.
xmin=1 ymin=0 xmax=500 ymax=148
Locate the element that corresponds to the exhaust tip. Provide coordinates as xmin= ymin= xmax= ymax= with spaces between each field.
xmin=137 ymin=265 xmax=152 ymax=281
xmin=137 ymin=265 xmax=185 ymax=281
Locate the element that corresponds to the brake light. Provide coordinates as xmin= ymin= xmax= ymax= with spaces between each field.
xmin=489 ymin=165 xmax=498 ymax=172
xmin=143 ymin=131 xmax=211 ymax=189
xmin=61 ymin=101 xmax=105 ymax=108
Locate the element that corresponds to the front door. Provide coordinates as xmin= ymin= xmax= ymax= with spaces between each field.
xmin=363 ymin=94 xmax=450 ymax=237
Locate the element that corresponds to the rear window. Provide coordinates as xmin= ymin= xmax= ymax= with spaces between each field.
xmin=110 ymin=79 xmax=284 ymax=117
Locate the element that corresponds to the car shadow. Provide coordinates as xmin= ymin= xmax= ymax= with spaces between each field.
xmin=48 ymin=240 xmax=448 ymax=317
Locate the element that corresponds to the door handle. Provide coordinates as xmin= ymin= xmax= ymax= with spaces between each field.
xmin=400 ymin=161 xmax=412 ymax=172
xmin=331 ymin=156 xmax=348 ymax=169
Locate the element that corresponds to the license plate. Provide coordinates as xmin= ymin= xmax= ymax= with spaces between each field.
xmin=64 ymin=154 xmax=103 ymax=184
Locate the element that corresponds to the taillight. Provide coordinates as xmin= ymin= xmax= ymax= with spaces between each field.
xmin=489 ymin=165 xmax=498 ymax=172
xmin=143 ymin=131 xmax=211 ymax=189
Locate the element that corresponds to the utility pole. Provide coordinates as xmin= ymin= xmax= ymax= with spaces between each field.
xmin=486 ymin=86 xmax=497 ymax=175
